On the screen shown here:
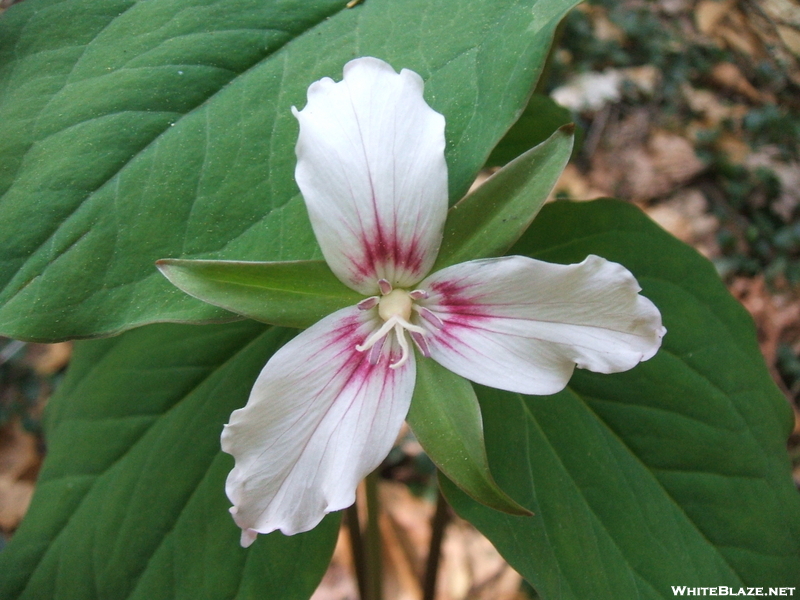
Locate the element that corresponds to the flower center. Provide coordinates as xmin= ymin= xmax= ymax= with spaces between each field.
xmin=355 ymin=280 xmax=434 ymax=369
xmin=378 ymin=289 xmax=413 ymax=322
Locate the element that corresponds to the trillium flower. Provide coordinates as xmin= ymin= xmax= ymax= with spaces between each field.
xmin=222 ymin=57 xmax=665 ymax=546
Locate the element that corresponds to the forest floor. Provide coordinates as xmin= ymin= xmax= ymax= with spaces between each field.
xmin=1 ymin=0 xmax=799 ymax=598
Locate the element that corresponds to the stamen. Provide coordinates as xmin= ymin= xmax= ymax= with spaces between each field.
xmin=368 ymin=335 xmax=386 ymax=365
xmin=409 ymin=289 xmax=428 ymax=300
xmin=356 ymin=316 xmax=398 ymax=352
xmin=410 ymin=331 xmax=431 ymax=357
xmin=357 ymin=296 xmax=379 ymax=310
xmin=390 ymin=323 xmax=411 ymax=369
xmin=378 ymin=279 xmax=393 ymax=295
xmin=413 ymin=306 xmax=444 ymax=329
xmin=395 ymin=316 xmax=427 ymax=336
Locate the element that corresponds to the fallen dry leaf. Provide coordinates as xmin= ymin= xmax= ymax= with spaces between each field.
xmin=777 ymin=24 xmax=800 ymax=54
xmin=643 ymin=188 xmax=721 ymax=258
xmin=759 ymin=0 xmax=800 ymax=54
xmin=661 ymin=0 xmax=692 ymax=16
xmin=438 ymin=517 xmax=523 ymax=600
xmin=710 ymin=62 xmax=772 ymax=103
xmin=28 ymin=342 xmax=72 ymax=376
xmin=621 ymin=65 xmax=661 ymax=97
xmin=716 ymin=132 xmax=752 ymax=164
xmin=551 ymin=70 xmax=624 ymax=112
xmin=590 ymin=117 xmax=706 ymax=201
xmin=311 ymin=526 xmax=359 ymax=600
xmin=717 ymin=17 xmax=766 ymax=58
xmin=551 ymin=163 xmax=610 ymax=201
xmin=0 ymin=421 xmax=41 ymax=534
xmin=741 ymin=0 xmax=800 ymax=85
xmin=681 ymin=84 xmax=750 ymax=129
xmin=744 ymin=148 xmax=800 ymax=222
xmin=729 ymin=276 xmax=800 ymax=394
xmin=0 ymin=421 xmax=39 ymax=482
xmin=695 ymin=0 xmax=735 ymax=35
xmin=0 ymin=476 xmax=35 ymax=532
xmin=589 ymin=8 xmax=626 ymax=43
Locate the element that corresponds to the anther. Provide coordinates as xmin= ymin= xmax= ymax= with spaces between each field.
xmin=378 ymin=279 xmax=393 ymax=295
xmin=409 ymin=289 xmax=428 ymax=300
xmin=414 ymin=306 xmax=444 ymax=329
xmin=357 ymin=296 xmax=379 ymax=310
xmin=410 ymin=331 xmax=431 ymax=358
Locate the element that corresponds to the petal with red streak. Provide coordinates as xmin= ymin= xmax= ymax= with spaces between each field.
xmin=222 ymin=306 xmax=416 ymax=541
xmin=293 ymin=57 xmax=448 ymax=295
xmin=417 ymin=255 xmax=665 ymax=395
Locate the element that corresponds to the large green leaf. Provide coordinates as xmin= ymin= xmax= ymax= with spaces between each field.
xmin=0 ymin=322 xmax=340 ymax=600
xmin=442 ymin=200 xmax=800 ymax=598
xmin=0 ymin=0 xmax=577 ymax=342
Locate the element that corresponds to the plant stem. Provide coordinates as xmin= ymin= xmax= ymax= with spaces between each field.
xmin=364 ymin=472 xmax=383 ymax=600
xmin=422 ymin=488 xmax=450 ymax=600
xmin=346 ymin=502 xmax=367 ymax=600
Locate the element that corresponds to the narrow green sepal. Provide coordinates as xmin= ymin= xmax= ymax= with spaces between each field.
xmin=156 ymin=259 xmax=361 ymax=329
xmin=407 ymin=357 xmax=532 ymax=516
xmin=433 ymin=124 xmax=574 ymax=272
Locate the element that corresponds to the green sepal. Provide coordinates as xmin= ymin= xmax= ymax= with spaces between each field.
xmin=156 ymin=259 xmax=361 ymax=329
xmin=407 ymin=357 xmax=531 ymax=516
xmin=433 ymin=124 xmax=574 ymax=272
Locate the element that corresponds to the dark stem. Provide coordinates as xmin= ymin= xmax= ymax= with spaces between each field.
xmin=364 ymin=472 xmax=383 ymax=600
xmin=346 ymin=502 xmax=367 ymax=600
xmin=422 ymin=487 xmax=451 ymax=600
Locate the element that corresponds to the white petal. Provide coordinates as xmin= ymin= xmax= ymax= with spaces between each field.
xmin=293 ymin=57 xmax=448 ymax=295
xmin=222 ymin=306 xmax=416 ymax=539
xmin=417 ymin=255 xmax=665 ymax=396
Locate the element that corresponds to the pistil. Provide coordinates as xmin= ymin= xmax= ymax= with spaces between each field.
xmin=355 ymin=282 xmax=430 ymax=369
